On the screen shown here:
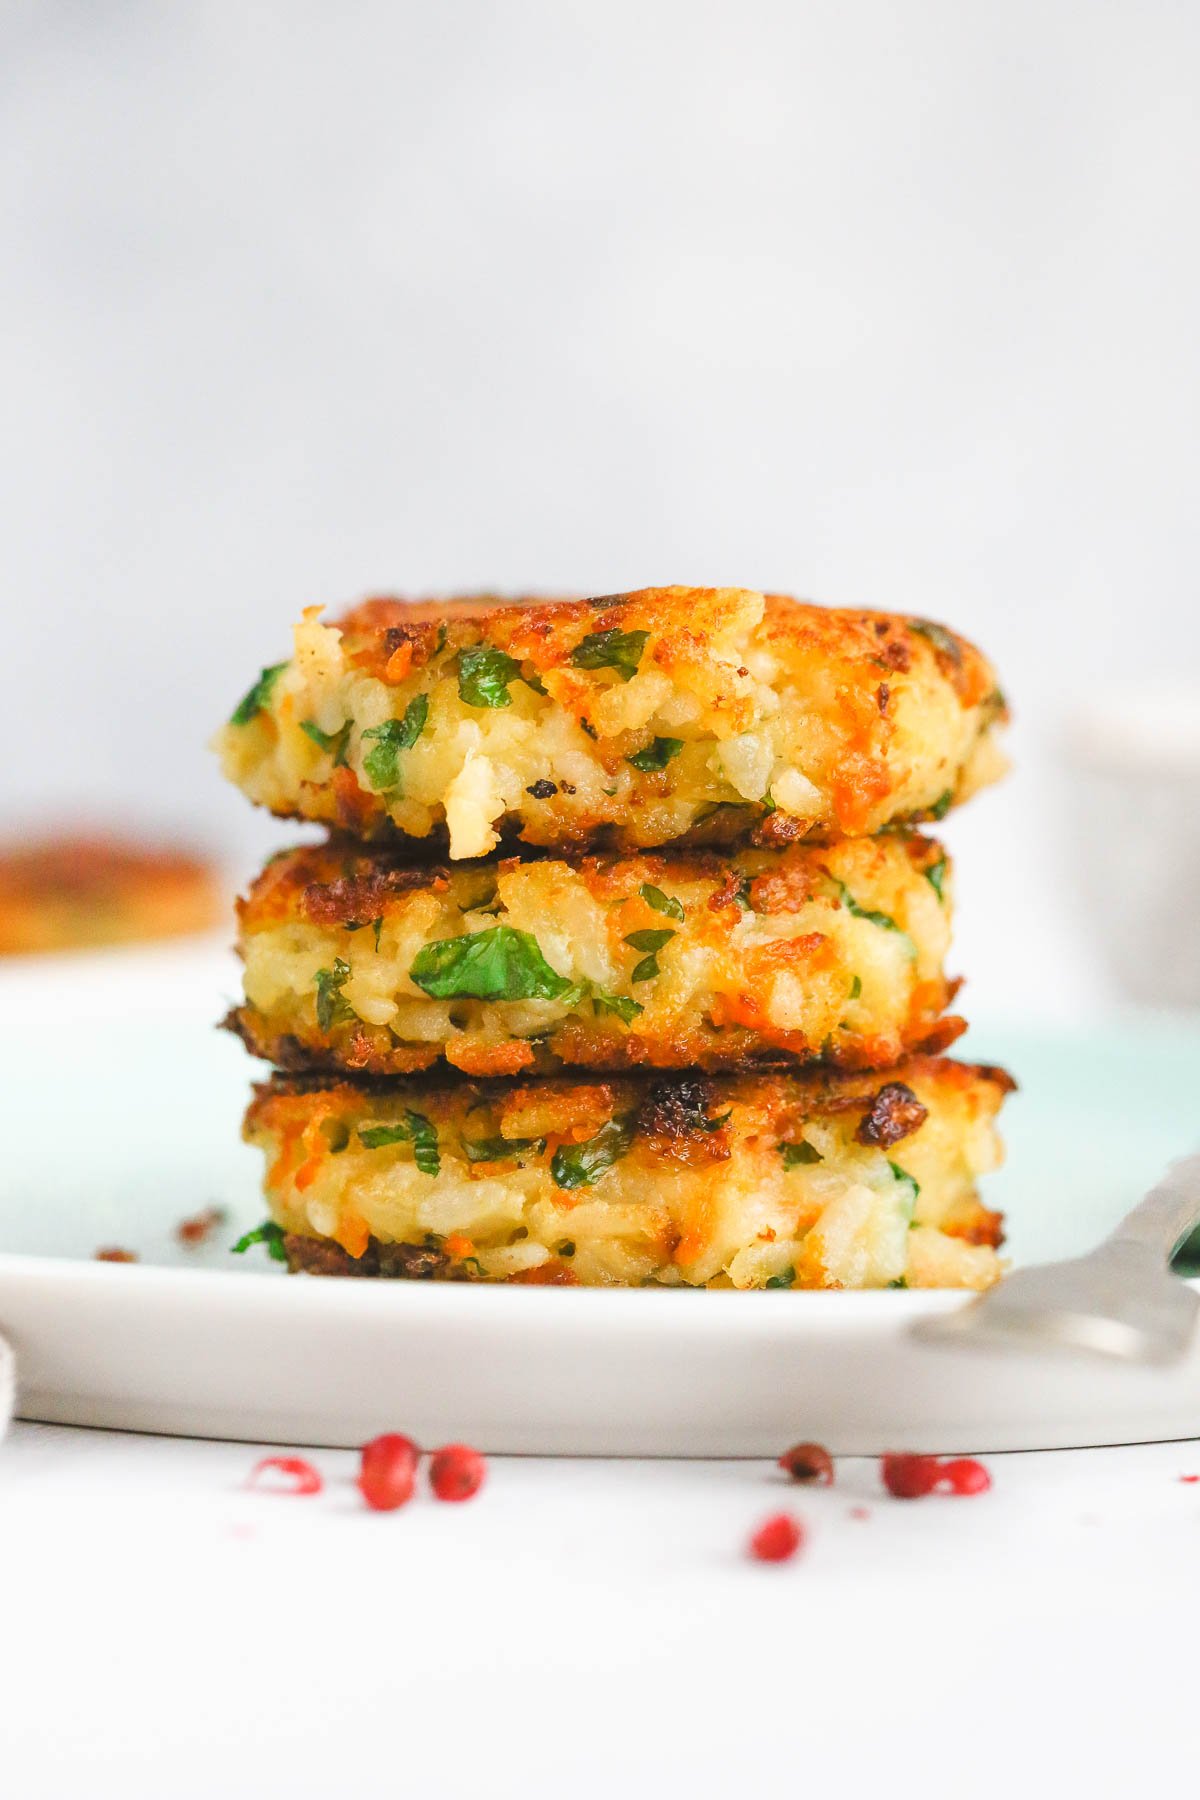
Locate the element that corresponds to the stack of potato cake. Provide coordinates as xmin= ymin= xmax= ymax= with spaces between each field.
xmin=217 ymin=586 xmax=1012 ymax=1290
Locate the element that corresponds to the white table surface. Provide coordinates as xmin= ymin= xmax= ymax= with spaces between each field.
xmin=3 ymin=1421 xmax=1195 ymax=1798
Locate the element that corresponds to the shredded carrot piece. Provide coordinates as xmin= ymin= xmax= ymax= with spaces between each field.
xmin=706 ymin=990 xmax=768 ymax=1030
xmin=293 ymin=1105 xmax=338 ymax=1192
xmin=267 ymin=1121 xmax=304 ymax=1190
xmin=674 ymin=1195 xmax=715 ymax=1267
xmin=334 ymin=1212 xmax=370 ymax=1258
xmin=382 ymin=642 xmax=414 ymax=684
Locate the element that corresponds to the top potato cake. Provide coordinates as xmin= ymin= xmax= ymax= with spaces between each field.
xmin=216 ymin=588 xmax=1007 ymax=858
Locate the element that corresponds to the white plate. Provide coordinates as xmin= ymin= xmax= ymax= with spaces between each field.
xmin=2 ymin=942 xmax=1199 ymax=1454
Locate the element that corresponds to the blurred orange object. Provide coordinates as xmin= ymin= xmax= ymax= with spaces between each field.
xmin=0 ymin=834 xmax=223 ymax=955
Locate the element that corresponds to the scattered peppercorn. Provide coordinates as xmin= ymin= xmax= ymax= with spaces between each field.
xmin=938 ymin=1457 xmax=991 ymax=1495
xmin=247 ymin=1456 xmax=323 ymax=1496
xmin=429 ymin=1443 xmax=487 ymax=1502
xmin=176 ymin=1205 xmax=228 ymax=1246
xmin=778 ymin=1442 xmax=835 ymax=1485
xmin=358 ymin=1434 xmax=419 ymax=1511
xmin=748 ymin=1513 xmax=805 ymax=1563
xmin=881 ymin=1453 xmax=992 ymax=1497
xmin=881 ymin=1453 xmax=942 ymax=1498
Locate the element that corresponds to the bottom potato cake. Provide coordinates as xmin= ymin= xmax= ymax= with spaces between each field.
xmin=243 ymin=1056 xmax=1012 ymax=1290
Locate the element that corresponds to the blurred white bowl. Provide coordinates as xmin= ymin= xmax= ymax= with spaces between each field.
xmin=1065 ymin=691 xmax=1200 ymax=1008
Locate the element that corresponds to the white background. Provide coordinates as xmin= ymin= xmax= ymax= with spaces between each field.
xmin=3 ymin=13 xmax=1200 ymax=1789
xmin=4 ymin=0 xmax=1199 ymax=1017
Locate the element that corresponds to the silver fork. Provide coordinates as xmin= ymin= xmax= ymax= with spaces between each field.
xmin=913 ymin=1151 xmax=1200 ymax=1364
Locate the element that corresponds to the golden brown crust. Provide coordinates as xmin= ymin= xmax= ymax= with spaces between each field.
xmin=247 ymin=1054 xmax=1012 ymax=1147
xmin=0 ymin=836 xmax=222 ymax=955
xmin=336 ymin=589 xmax=998 ymax=710
xmin=231 ymin=832 xmax=962 ymax=1077
xmin=215 ymin=588 xmax=1007 ymax=857
xmin=280 ymin=1231 xmax=584 ymax=1283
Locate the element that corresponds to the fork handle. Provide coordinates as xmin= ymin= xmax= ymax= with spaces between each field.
xmin=1104 ymin=1151 xmax=1200 ymax=1259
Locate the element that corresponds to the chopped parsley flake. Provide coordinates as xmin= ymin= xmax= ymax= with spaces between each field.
xmin=765 ymin=1267 xmax=796 ymax=1289
xmin=888 ymin=1160 xmax=920 ymax=1216
xmin=592 ymin=990 xmax=644 ymax=1026
xmin=779 ymin=1141 xmax=822 ymax=1169
xmin=461 ymin=1134 xmax=546 ymax=1165
xmin=569 ymin=627 xmax=649 ymax=683
xmin=833 ymin=881 xmax=917 ymax=959
xmin=345 ymin=916 xmax=384 ymax=952
xmin=925 ymin=855 xmax=948 ymax=901
xmin=410 ymin=925 xmax=579 ymax=1003
xmin=626 ymin=736 xmax=683 ymax=773
xmin=229 ymin=662 xmax=288 ymax=726
xmin=361 ymin=695 xmax=429 ymax=789
xmin=551 ymin=1113 xmax=636 ymax=1190
xmin=321 ymin=1117 xmax=351 ymax=1154
xmin=909 ymin=618 xmax=963 ymax=665
xmin=314 ymin=957 xmax=354 ymax=1030
xmin=639 ymin=883 xmax=684 ymax=922
xmin=623 ymin=927 xmax=675 ymax=982
xmin=457 ymin=645 xmax=522 ymax=708
xmin=299 ymin=718 xmax=352 ymax=765
xmin=358 ymin=1111 xmax=441 ymax=1175
xmin=231 ymin=1220 xmax=287 ymax=1262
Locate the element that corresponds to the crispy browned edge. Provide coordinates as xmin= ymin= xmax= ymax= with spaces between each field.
xmin=226 ymin=1008 xmax=968 ymax=1077
xmin=235 ymin=832 xmax=947 ymax=929
xmin=247 ymin=1061 xmax=1013 ymax=1189
xmin=332 ymin=589 xmax=1004 ymax=715
xmin=281 ymin=1233 xmax=583 ymax=1281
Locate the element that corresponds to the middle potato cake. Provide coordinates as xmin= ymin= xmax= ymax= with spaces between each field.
xmin=231 ymin=831 xmax=962 ymax=1077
